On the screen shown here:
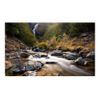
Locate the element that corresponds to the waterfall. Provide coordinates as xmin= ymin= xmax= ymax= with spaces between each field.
xmin=32 ymin=24 xmax=39 ymax=35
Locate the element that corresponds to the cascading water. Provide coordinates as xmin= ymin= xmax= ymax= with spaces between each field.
xmin=32 ymin=23 xmax=39 ymax=35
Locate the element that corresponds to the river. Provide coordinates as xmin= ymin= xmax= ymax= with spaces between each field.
xmin=28 ymin=52 xmax=90 ymax=76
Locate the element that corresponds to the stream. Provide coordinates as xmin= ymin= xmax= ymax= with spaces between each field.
xmin=28 ymin=53 xmax=90 ymax=76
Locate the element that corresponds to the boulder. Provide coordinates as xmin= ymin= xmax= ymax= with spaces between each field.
xmin=34 ymin=54 xmax=41 ymax=58
xmin=25 ymin=65 xmax=34 ymax=71
xmin=39 ymin=53 xmax=48 ymax=57
xmin=63 ymin=52 xmax=78 ymax=60
xmin=5 ymin=53 xmax=10 ymax=59
xmin=23 ymin=71 xmax=36 ymax=76
xmin=9 ymin=66 xmax=25 ymax=75
xmin=40 ymin=49 xmax=47 ymax=52
xmin=50 ymin=50 xmax=63 ymax=56
xmin=33 ymin=61 xmax=44 ymax=70
xmin=20 ymin=52 xmax=30 ymax=58
xmin=5 ymin=61 xmax=13 ymax=69
xmin=86 ymin=51 xmax=95 ymax=60
xmin=33 ymin=48 xmax=40 ymax=52
xmin=74 ymin=57 xmax=87 ymax=66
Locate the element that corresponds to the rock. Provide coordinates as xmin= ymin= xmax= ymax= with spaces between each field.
xmin=26 ymin=50 xmax=36 ymax=55
xmin=23 ymin=71 xmax=36 ymax=76
xmin=73 ymin=47 xmax=82 ymax=53
xmin=33 ymin=61 xmax=44 ymax=70
xmin=34 ymin=54 xmax=41 ymax=58
xmin=11 ymin=67 xmax=21 ymax=73
xmin=20 ymin=52 xmax=30 ymax=58
xmin=40 ymin=49 xmax=47 ymax=52
xmin=63 ymin=52 xmax=78 ymax=60
xmin=74 ymin=57 xmax=87 ymax=66
xmin=10 ymin=66 xmax=24 ymax=75
xmin=79 ymin=49 xmax=89 ymax=58
xmin=50 ymin=50 xmax=63 ymax=56
xmin=5 ymin=53 xmax=10 ymax=59
xmin=80 ymin=33 xmax=88 ymax=37
xmin=5 ymin=61 xmax=13 ymax=69
xmin=28 ymin=60 xmax=35 ymax=65
xmin=5 ymin=48 xmax=11 ymax=53
xmin=86 ymin=51 xmax=95 ymax=60
xmin=39 ymin=53 xmax=48 ymax=57
xmin=25 ymin=65 xmax=34 ymax=71
xmin=33 ymin=48 xmax=40 ymax=52
xmin=33 ymin=53 xmax=48 ymax=58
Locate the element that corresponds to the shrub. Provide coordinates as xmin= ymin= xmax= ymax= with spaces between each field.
xmin=37 ymin=42 xmax=48 ymax=49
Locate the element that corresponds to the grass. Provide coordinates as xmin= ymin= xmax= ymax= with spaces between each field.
xmin=37 ymin=33 xmax=95 ymax=52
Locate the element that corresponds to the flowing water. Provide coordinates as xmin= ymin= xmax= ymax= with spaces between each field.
xmin=28 ymin=53 xmax=90 ymax=76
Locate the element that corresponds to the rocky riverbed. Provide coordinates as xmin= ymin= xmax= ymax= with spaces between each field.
xmin=5 ymin=48 xmax=95 ymax=76
xmin=5 ymin=35 xmax=95 ymax=76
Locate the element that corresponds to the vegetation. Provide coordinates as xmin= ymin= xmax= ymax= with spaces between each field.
xmin=5 ymin=23 xmax=36 ymax=46
xmin=5 ymin=23 xmax=95 ymax=52
xmin=37 ymin=41 xmax=48 ymax=49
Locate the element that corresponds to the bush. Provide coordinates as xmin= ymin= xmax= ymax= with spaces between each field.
xmin=37 ymin=42 xmax=48 ymax=49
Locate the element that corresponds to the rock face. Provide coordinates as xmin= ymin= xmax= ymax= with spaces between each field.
xmin=63 ymin=52 xmax=78 ymax=60
xmin=50 ymin=50 xmax=63 ymax=56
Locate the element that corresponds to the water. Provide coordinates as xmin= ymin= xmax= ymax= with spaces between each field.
xmin=28 ymin=53 xmax=90 ymax=76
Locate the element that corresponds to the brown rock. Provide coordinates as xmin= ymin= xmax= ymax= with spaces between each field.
xmin=20 ymin=52 xmax=30 ymax=58
xmin=5 ymin=61 xmax=13 ymax=69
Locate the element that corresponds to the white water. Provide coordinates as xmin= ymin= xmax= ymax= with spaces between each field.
xmin=28 ymin=53 xmax=90 ymax=76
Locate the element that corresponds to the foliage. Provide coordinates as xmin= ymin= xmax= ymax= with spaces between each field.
xmin=37 ymin=41 xmax=48 ymax=49
xmin=5 ymin=23 xmax=36 ymax=46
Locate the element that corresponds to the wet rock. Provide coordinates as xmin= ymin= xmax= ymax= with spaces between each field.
xmin=20 ymin=52 xmax=30 ymax=58
xmin=74 ymin=57 xmax=87 ymax=66
xmin=39 ymin=53 xmax=48 ymax=57
xmin=40 ymin=49 xmax=47 ymax=52
xmin=33 ymin=48 xmax=40 ymax=52
xmin=63 ymin=52 xmax=78 ymax=60
xmin=25 ymin=65 xmax=34 ymax=71
xmin=11 ymin=67 xmax=21 ymax=73
xmin=50 ymin=50 xmax=63 ymax=56
xmin=10 ymin=66 xmax=25 ymax=75
xmin=86 ymin=51 xmax=95 ymax=60
xmin=33 ymin=61 xmax=44 ymax=70
xmin=26 ymin=50 xmax=36 ymax=55
xmin=34 ymin=54 xmax=41 ymax=58
xmin=23 ymin=71 xmax=36 ymax=76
